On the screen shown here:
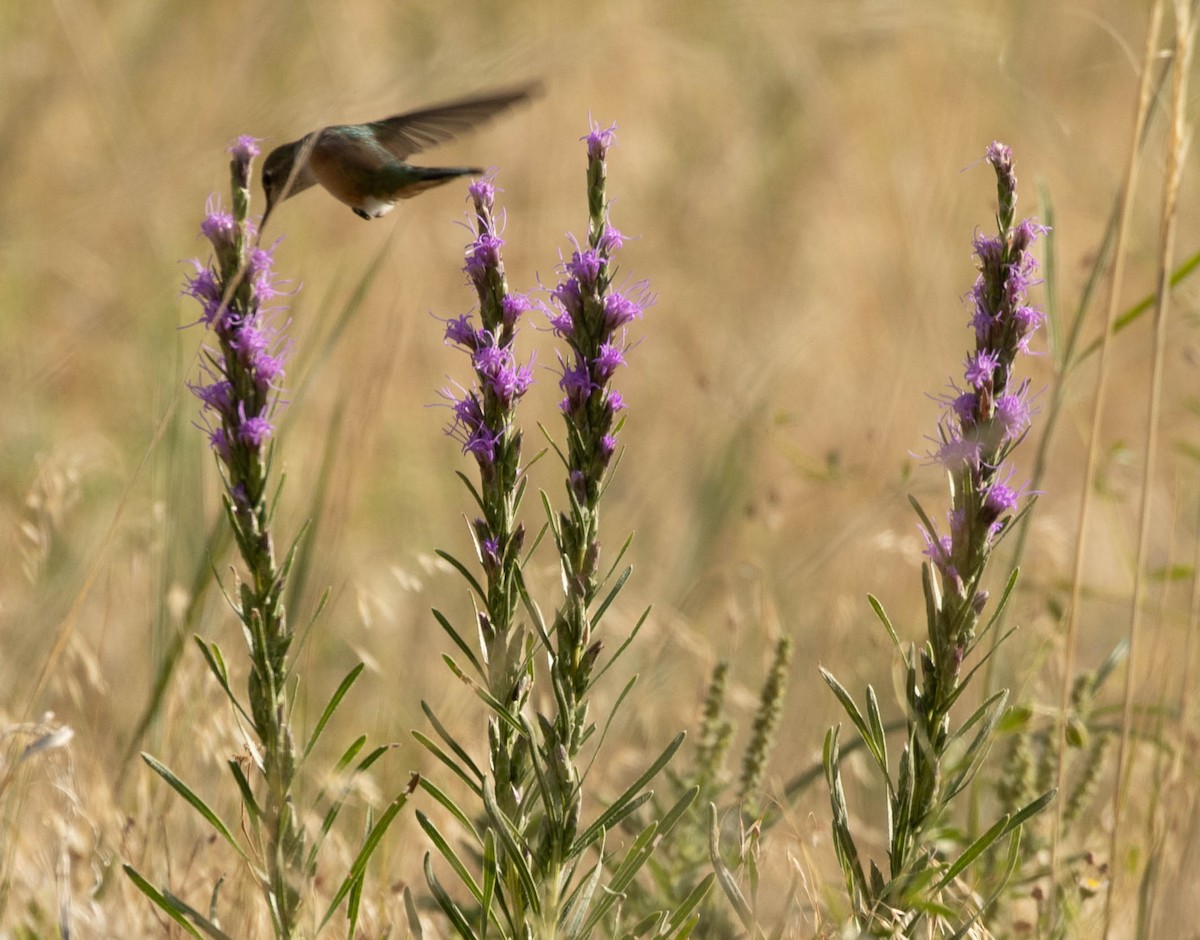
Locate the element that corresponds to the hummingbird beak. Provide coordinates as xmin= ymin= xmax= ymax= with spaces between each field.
xmin=260 ymin=199 xmax=274 ymax=235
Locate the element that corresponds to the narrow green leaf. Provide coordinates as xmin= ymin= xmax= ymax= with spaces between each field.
xmin=346 ymin=871 xmax=364 ymax=939
xmin=932 ymin=813 xmax=1009 ymax=893
xmin=824 ymin=728 xmax=868 ymax=906
xmin=865 ymin=685 xmax=889 ymax=782
xmin=480 ymin=829 xmax=497 ymax=939
xmin=412 ymin=729 xmax=484 ymax=796
xmin=867 ymin=594 xmax=903 ymax=652
xmin=421 ymin=701 xmax=485 ymax=783
xmin=577 ymin=823 xmax=659 ymax=936
xmin=226 ymin=759 xmax=261 ymax=826
xmin=820 ymin=669 xmax=888 ymax=781
xmin=192 ymin=638 xmax=253 ymax=725
xmin=949 ymin=829 xmax=1022 ymax=940
xmin=944 ymin=690 xmax=1009 ymax=800
xmin=562 ymin=833 xmax=606 ymax=938
xmin=403 ymin=885 xmax=424 ymax=939
xmin=442 ymin=655 xmax=525 ymax=736
xmin=141 ymin=754 xmax=251 ymax=867
xmin=123 ymin=866 xmax=205 ymax=939
xmin=482 ymin=781 xmax=541 ymax=914
xmin=591 ymin=605 xmax=650 ymax=686
xmin=418 ymin=776 xmax=482 ymax=844
xmin=319 ymin=779 xmax=413 ymax=928
xmin=708 ymin=803 xmax=755 ymax=930
xmin=453 ymin=469 xmax=487 ymax=515
xmin=592 ymin=564 xmax=631 ymax=623
xmin=580 ymin=672 xmax=639 ymax=785
xmin=417 ymin=810 xmax=484 ymax=905
xmin=303 ymin=663 xmax=365 ymax=761
xmin=424 ymin=852 xmax=478 ymax=938
xmin=436 ymin=548 xmax=487 ymax=602
xmin=570 ymin=732 xmax=684 ymax=856
xmin=665 ymin=873 xmax=715 ymax=934
xmin=431 ymin=608 xmax=484 ymax=677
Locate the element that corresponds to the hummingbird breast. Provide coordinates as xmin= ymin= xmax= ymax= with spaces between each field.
xmin=307 ymin=130 xmax=397 ymax=213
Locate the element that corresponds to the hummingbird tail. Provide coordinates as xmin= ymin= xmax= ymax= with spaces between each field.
xmin=396 ymin=165 xmax=485 ymax=199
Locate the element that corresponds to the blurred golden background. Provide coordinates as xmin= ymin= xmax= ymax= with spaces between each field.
xmin=2 ymin=0 xmax=1198 ymax=934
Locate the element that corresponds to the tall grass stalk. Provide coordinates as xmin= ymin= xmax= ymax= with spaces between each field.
xmin=1102 ymin=2 xmax=1194 ymax=935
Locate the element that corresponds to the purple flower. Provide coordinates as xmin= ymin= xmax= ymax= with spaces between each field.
xmin=964 ymin=350 xmax=999 ymax=390
xmin=468 ymin=177 xmax=495 ymax=212
xmin=934 ymin=433 xmax=982 ymax=471
xmin=228 ymin=135 xmax=261 ymax=162
xmin=464 ymin=424 xmax=500 ymax=466
xmin=444 ymin=313 xmax=481 ymax=350
xmin=1010 ymin=218 xmax=1048 ymax=254
xmin=251 ymin=351 xmax=286 ymax=392
xmin=466 ymin=233 xmax=504 ymax=287
xmin=201 ymin=200 xmax=237 ymax=254
xmin=985 ymin=141 xmax=1012 ymax=169
xmin=551 ymin=278 xmax=583 ymax=323
xmin=237 ymin=403 xmax=273 ymax=447
xmin=921 ymin=525 xmax=955 ymax=577
xmin=593 ymin=342 xmax=625 ymax=380
xmin=230 ymin=321 xmax=269 ymax=365
xmin=566 ymin=249 xmax=603 ymax=290
xmin=548 ymin=308 xmax=575 ymax=337
xmin=599 ymin=225 xmax=624 ymax=254
xmin=973 ymin=232 xmax=1004 ymax=271
xmin=599 ymin=435 xmax=617 ymax=460
xmin=983 ymin=481 xmax=1019 ymax=519
xmin=192 ymin=379 xmax=233 ymax=414
xmin=994 ymin=386 xmax=1032 ymax=440
xmin=602 ymin=291 xmax=643 ymax=331
xmin=481 ymin=535 xmax=502 ymax=571
xmin=489 ymin=361 xmax=534 ymax=405
xmin=559 ymin=359 xmax=594 ymax=404
xmin=501 ymin=293 xmax=532 ymax=329
xmin=209 ymin=427 xmax=232 ymax=463
xmin=951 ymin=390 xmax=978 ymax=425
xmin=473 ymin=345 xmax=508 ymax=376
xmin=584 ymin=121 xmax=618 ymax=160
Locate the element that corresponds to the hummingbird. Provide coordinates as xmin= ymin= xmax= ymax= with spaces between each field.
xmin=259 ymin=82 xmax=540 ymax=228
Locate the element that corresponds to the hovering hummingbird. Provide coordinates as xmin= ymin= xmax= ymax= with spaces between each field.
xmin=260 ymin=83 xmax=540 ymax=228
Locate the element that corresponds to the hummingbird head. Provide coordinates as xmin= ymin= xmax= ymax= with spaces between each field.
xmin=260 ymin=137 xmax=318 ymax=229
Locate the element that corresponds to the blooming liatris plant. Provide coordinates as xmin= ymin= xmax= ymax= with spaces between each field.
xmin=545 ymin=122 xmax=649 ymax=760
xmin=424 ymin=127 xmax=699 ymax=938
xmin=126 ymin=137 xmax=410 ymax=940
xmin=819 ymin=142 xmax=1054 ymax=935
xmin=429 ymin=175 xmax=541 ymax=924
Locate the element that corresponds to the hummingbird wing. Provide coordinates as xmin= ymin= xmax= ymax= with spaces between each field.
xmin=356 ymin=82 xmax=542 ymax=162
